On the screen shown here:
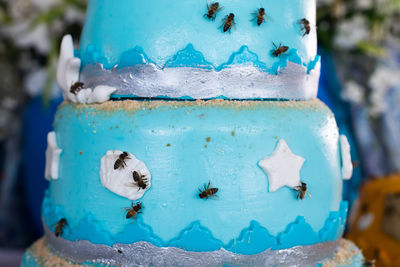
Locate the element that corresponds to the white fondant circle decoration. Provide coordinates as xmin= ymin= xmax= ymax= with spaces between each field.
xmin=45 ymin=131 xmax=62 ymax=181
xmin=100 ymin=150 xmax=151 ymax=200
xmin=57 ymin=35 xmax=116 ymax=104
xmin=258 ymin=139 xmax=305 ymax=192
xmin=339 ymin=135 xmax=353 ymax=180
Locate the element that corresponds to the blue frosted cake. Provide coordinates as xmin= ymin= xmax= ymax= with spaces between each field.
xmin=23 ymin=0 xmax=365 ymax=266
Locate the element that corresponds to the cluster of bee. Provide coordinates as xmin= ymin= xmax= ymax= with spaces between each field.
xmin=113 ymin=152 xmax=148 ymax=221
xmin=204 ymin=2 xmax=312 ymax=58
xmin=114 ymin=152 xmax=149 ymax=191
xmin=204 ymin=2 xmax=311 ymax=35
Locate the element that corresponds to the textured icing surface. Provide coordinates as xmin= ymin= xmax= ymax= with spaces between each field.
xmin=80 ymin=0 xmax=317 ymax=69
xmin=45 ymin=99 xmax=344 ymax=253
xmin=22 ymin=237 xmax=364 ymax=267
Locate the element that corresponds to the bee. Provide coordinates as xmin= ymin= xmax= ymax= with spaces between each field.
xmin=114 ymin=152 xmax=131 ymax=170
xmin=298 ymin=18 xmax=311 ymax=36
xmin=125 ymin=202 xmax=142 ymax=220
xmin=271 ymin=42 xmax=289 ymax=57
xmin=220 ymin=13 xmax=235 ymax=33
xmin=54 ymin=218 xmax=67 ymax=237
xmin=70 ymin=82 xmax=84 ymax=95
xmin=251 ymin=8 xmax=266 ymax=26
xmin=204 ymin=2 xmax=222 ymax=21
xmin=130 ymin=170 xmax=149 ymax=191
xmin=293 ymin=182 xmax=311 ymax=200
xmin=198 ymin=181 xmax=218 ymax=199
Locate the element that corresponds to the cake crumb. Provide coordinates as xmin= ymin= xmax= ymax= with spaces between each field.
xmin=322 ymin=239 xmax=361 ymax=267
xmin=28 ymin=238 xmax=83 ymax=267
xmin=167 ymin=144 xmax=171 ymax=147
xmin=231 ymin=131 xmax=235 ymax=136
xmin=206 ymin=137 xmax=211 ymax=142
xmin=79 ymin=151 xmax=83 ymax=155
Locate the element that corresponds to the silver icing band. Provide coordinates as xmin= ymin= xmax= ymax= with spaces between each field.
xmin=80 ymin=61 xmax=320 ymax=100
xmin=44 ymin=224 xmax=339 ymax=267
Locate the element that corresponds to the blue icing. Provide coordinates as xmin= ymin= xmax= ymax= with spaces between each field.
xmin=217 ymin=46 xmax=267 ymax=71
xmin=164 ymin=44 xmax=214 ymax=69
xmin=224 ymin=221 xmax=278 ymax=254
xmin=114 ymin=217 xmax=164 ymax=247
xmin=42 ymin=197 xmax=348 ymax=254
xmin=43 ymin=185 xmax=348 ymax=254
xmin=118 ymin=46 xmax=154 ymax=69
xmin=308 ymin=55 xmax=321 ymax=74
xmin=47 ymin=100 xmax=344 ymax=254
xmin=276 ymin=216 xmax=320 ymax=249
xmin=80 ymin=0 xmax=317 ymax=69
xmin=65 ymin=214 xmax=114 ymax=245
xmin=168 ymin=221 xmax=223 ymax=252
xmin=80 ymin=44 xmax=109 ymax=69
xmin=270 ymin=49 xmax=303 ymax=74
xmin=319 ymin=201 xmax=348 ymax=242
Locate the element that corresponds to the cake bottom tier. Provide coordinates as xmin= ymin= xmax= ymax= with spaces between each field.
xmin=22 ymin=237 xmax=365 ymax=267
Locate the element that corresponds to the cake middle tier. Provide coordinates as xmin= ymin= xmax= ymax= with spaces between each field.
xmin=44 ymin=99 xmax=348 ymax=254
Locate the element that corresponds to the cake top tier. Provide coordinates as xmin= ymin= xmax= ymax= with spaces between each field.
xmin=59 ymin=0 xmax=320 ymax=102
xmin=80 ymin=0 xmax=317 ymax=70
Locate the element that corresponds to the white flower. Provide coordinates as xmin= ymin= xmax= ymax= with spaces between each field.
xmin=334 ymin=16 xmax=370 ymax=49
xmin=368 ymin=66 xmax=400 ymax=115
xmin=1 ymin=22 xmax=51 ymax=54
xmin=31 ymin=0 xmax=60 ymax=11
xmin=342 ymin=81 xmax=365 ymax=104
xmin=355 ymin=0 xmax=374 ymax=10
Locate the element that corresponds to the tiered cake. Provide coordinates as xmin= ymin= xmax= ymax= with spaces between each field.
xmin=23 ymin=0 xmax=365 ymax=266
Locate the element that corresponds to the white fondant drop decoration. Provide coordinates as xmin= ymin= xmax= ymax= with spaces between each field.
xmin=100 ymin=150 xmax=151 ymax=200
xmin=258 ymin=139 xmax=305 ymax=192
xmin=340 ymin=135 xmax=353 ymax=180
xmin=45 ymin=131 xmax=62 ymax=181
xmin=57 ymin=35 xmax=116 ymax=104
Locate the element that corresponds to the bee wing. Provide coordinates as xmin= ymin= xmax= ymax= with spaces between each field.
xmin=250 ymin=16 xmax=257 ymax=22
xmin=307 ymin=192 xmax=312 ymax=199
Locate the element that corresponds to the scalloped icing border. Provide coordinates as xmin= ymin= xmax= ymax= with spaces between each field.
xmin=42 ymin=190 xmax=348 ymax=255
xmin=79 ymin=43 xmax=320 ymax=75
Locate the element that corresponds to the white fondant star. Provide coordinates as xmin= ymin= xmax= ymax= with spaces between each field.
xmin=45 ymin=131 xmax=62 ymax=181
xmin=340 ymin=135 xmax=353 ymax=180
xmin=258 ymin=139 xmax=305 ymax=192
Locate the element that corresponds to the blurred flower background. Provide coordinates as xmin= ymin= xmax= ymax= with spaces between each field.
xmin=0 ymin=0 xmax=86 ymax=253
xmin=0 ymin=0 xmax=399 ymax=265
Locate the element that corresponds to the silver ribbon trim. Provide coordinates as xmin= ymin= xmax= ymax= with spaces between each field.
xmin=80 ymin=61 xmax=320 ymax=100
xmin=44 ymin=224 xmax=339 ymax=267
